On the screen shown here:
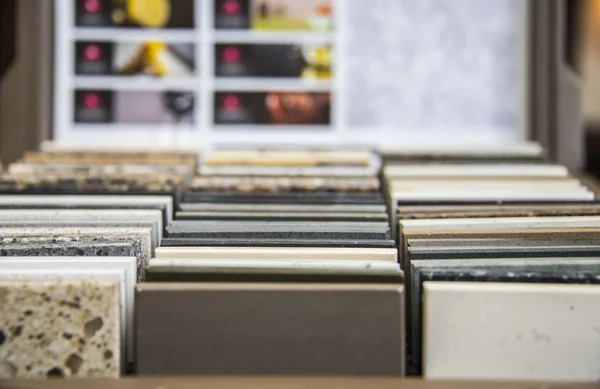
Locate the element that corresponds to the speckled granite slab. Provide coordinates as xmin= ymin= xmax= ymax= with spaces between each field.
xmin=0 ymin=280 xmax=120 ymax=378
xmin=0 ymin=257 xmax=135 ymax=364
xmin=160 ymin=238 xmax=397 ymax=248
xmin=0 ymin=209 xmax=162 ymax=250
xmin=135 ymin=283 xmax=404 ymax=375
xmin=0 ymin=268 xmax=127 ymax=370
xmin=410 ymin=258 xmax=600 ymax=367
xmin=0 ymin=227 xmax=153 ymax=279
xmin=0 ymin=239 xmax=143 ymax=281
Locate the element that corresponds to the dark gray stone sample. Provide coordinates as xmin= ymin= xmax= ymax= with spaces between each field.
xmin=159 ymin=238 xmax=397 ymax=249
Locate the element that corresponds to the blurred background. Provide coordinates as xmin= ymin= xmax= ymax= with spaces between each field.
xmin=1 ymin=0 xmax=599 ymax=169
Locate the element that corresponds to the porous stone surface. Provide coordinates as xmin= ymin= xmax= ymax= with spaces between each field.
xmin=0 ymin=280 xmax=120 ymax=378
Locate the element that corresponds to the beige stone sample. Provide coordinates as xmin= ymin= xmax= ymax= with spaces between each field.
xmin=0 ymin=280 xmax=120 ymax=378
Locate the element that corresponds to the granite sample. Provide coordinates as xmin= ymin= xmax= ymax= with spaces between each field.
xmin=175 ymin=211 xmax=388 ymax=222
xmin=0 ymin=280 xmax=120 ymax=378
xmin=0 ymin=209 xmax=163 ymax=250
xmin=410 ymin=258 xmax=600 ymax=367
xmin=189 ymin=176 xmax=380 ymax=194
xmin=0 ymin=227 xmax=154 ymax=279
xmin=0 ymin=257 xmax=135 ymax=364
xmin=155 ymin=247 xmax=398 ymax=262
xmin=0 ymin=268 xmax=128 ymax=368
xmin=423 ymin=282 xmax=600 ymax=381
xmin=0 ymin=239 xmax=143 ymax=281
xmin=136 ymin=283 xmax=405 ymax=375
xmin=160 ymin=238 xmax=397 ymax=248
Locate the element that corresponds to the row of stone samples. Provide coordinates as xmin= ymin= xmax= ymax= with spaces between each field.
xmin=0 ymin=149 xmax=193 ymax=378
xmin=138 ymin=149 xmax=406 ymax=376
xmin=383 ymin=154 xmax=600 ymax=381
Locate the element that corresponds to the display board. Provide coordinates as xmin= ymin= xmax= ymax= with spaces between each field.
xmin=54 ymin=0 xmax=527 ymax=150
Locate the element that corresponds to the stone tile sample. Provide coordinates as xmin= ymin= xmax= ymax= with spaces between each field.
xmin=165 ymin=222 xmax=391 ymax=240
xmin=0 ymin=257 xmax=136 ymax=363
xmin=155 ymin=247 xmax=398 ymax=262
xmin=183 ymin=193 xmax=384 ymax=205
xmin=0 ymin=195 xmax=174 ymax=225
xmin=0 ymin=227 xmax=153 ymax=279
xmin=407 ymin=243 xmax=600 ymax=260
xmin=180 ymin=203 xmax=387 ymax=213
xmin=189 ymin=176 xmax=380 ymax=194
xmin=136 ymin=283 xmax=405 ymax=375
xmin=0 ymin=240 xmax=142 ymax=281
xmin=0 ymin=280 xmax=120 ymax=378
xmin=160 ymin=238 xmax=397 ymax=248
xmin=0 ymin=268 xmax=127 ymax=367
xmin=175 ymin=211 xmax=388 ymax=222
xmin=423 ymin=282 xmax=600 ymax=381
xmin=410 ymin=259 xmax=600 ymax=367
xmin=0 ymin=209 xmax=162 ymax=250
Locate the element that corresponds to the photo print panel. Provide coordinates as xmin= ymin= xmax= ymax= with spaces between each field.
xmin=74 ymin=90 xmax=195 ymax=125
xmin=215 ymin=44 xmax=332 ymax=80
xmin=76 ymin=41 xmax=196 ymax=77
xmin=75 ymin=0 xmax=195 ymax=29
xmin=214 ymin=92 xmax=331 ymax=126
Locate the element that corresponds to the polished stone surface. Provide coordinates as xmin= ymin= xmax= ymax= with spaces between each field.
xmin=136 ymin=283 xmax=404 ymax=375
xmin=0 ymin=280 xmax=120 ymax=378
xmin=423 ymin=282 xmax=600 ymax=381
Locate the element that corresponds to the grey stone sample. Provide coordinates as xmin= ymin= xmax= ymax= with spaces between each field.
xmin=165 ymin=222 xmax=391 ymax=240
xmin=407 ymin=244 xmax=600 ymax=260
xmin=159 ymin=238 xmax=397 ymax=248
xmin=0 ymin=227 xmax=153 ymax=280
xmin=0 ymin=240 xmax=142 ymax=281
xmin=179 ymin=203 xmax=387 ymax=213
xmin=175 ymin=211 xmax=388 ymax=222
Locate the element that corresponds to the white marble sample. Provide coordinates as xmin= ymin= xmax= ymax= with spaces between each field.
xmin=423 ymin=282 xmax=600 ymax=381
xmin=0 ymin=257 xmax=135 ymax=363
xmin=0 ymin=280 xmax=120 ymax=378
xmin=155 ymin=247 xmax=397 ymax=262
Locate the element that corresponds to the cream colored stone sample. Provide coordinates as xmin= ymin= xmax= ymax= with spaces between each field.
xmin=0 ymin=280 xmax=120 ymax=378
